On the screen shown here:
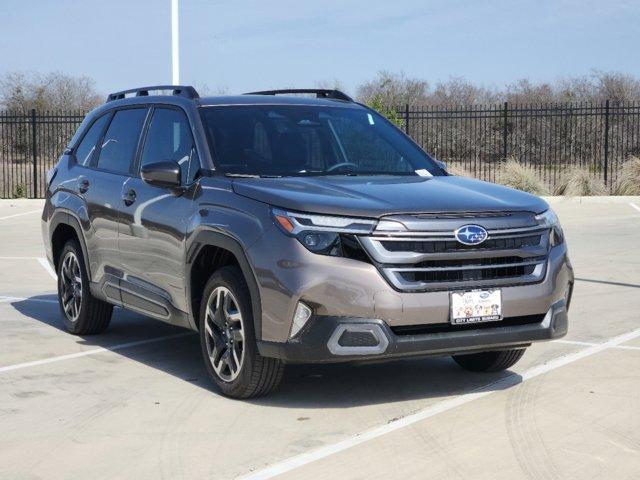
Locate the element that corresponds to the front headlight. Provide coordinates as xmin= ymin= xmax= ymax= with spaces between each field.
xmin=272 ymin=208 xmax=376 ymax=257
xmin=535 ymin=208 xmax=564 ymax=246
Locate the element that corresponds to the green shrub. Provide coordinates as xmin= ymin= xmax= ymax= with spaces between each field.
xmin=496 ymin=159 xmax=549 ymax=195
xmin=554 ymin=167 xmax=606 ymax=196
xmin=365 ymin=94 xmax=404 ymax=128
xmin=613 ymin=156 xmax=640 ymax=195
xmin=14 ymin=184 xmax=27 ymax=198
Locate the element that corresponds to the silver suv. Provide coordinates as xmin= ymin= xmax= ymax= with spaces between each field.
xmin=42 ymin=86 xmax=573 ymax=398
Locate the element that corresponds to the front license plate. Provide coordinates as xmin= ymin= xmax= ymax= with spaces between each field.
xmin=450 ymin=289 xmax=502 ymax=325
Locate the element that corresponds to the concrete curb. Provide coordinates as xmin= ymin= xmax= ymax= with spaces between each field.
xmin=543 ymin=195 xmax=640 ymax=204
xmin=0 ymin=199 xmax=45 ymax=207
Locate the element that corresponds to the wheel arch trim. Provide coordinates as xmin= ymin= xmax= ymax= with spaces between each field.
xmin=186 ymin=229 xmax=263 ymax=339
xmin=49 ymin=210 xmax=92 ymax=279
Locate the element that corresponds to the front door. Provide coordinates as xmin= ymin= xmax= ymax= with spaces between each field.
xmin=117 ymin=106 xmax=200 ymax=317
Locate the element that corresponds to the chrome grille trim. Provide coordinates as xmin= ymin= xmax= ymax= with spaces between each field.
xmin=358 ymin=223 xmax=550 ymax=292
xmin=359 ymin=232 xmax=549 ymax=264
xmin=369 ymin=225 xmax=548 ymax=238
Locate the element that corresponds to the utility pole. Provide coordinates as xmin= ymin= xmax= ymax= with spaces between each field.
xmin=171 ymin=0 xmax=180 ymax=84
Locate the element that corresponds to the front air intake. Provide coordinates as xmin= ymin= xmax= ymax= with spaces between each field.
xmin=338 ymin=330 xmax=380 ymax=347
xmin=327 ymin=324 xmax=389 ymax=356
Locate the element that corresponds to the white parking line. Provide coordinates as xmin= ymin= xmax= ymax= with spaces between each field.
xmin=0 ymin=295 xmax=58 ymax=304
xmin=0 ymin=209 xmax=41 ymax=221
xmin=629 ymin=202 xmax=640 ymax=214
xmin=553 ymin=339 xmax=597 ymax=347
xmin=0 ymin=332 xmax=195 ymax=374
xmin=553 ymin=338 xmax=640 ymax=351
xmin=237 ymin=327 xmax=640 ymax=480
xmin=0 ymin=257 xmax=58 ymax=279
xmin=38 ymin=257 xmax=57 ymax=279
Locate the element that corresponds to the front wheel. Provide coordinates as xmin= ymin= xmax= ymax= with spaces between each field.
xmin=452 ymin=348 xmax=526 ymax=372
xmin=199 ymin=266 xmax=284 ymax=398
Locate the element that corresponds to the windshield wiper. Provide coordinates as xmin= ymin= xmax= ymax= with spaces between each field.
xmin=225 ymin=173 xmax=282 ymax=178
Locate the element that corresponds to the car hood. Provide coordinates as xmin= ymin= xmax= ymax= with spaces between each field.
xmin=231 ymin=175 xmax=549 ymax=218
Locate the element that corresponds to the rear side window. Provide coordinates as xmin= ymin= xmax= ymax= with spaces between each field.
xmin=74 ymin=114 xmax=110 ymax=166
xmin=96 ymin=108 xmax=148 ymax=174
xmin=140 ymin=108 xmax=198 ymax=183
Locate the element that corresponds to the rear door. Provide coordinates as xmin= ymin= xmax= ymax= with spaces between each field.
xmin=118 ymin=106 xmax=200 ymax=317
xmin=81 ymin=107 xmax=148 ymax=285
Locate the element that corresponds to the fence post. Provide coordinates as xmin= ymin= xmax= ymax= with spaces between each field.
xmin=502 ymin=102 xmax=508 ymax=160
xmin=30 ymin=109 xmax=38 ymax=198
xmin=603 ymin=99 xmax=610 ymax=186
xmin=404 ymin=104 xmax=410 ymax=135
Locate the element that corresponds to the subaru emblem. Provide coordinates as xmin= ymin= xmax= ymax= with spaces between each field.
xmin=454 ymin=225 xmax=488 ymax=245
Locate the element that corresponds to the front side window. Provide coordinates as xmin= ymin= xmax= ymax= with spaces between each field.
xmin=74 ymin=113 xmax=110 ymax=166
xmin=200 ymin=105 xmax=441 ymax=177
xmin=96 ymin=108 xmax=148 ymax=174
xmin=140 ymin=107 xmax=198 ymax=183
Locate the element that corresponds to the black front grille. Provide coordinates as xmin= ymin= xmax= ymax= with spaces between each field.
xmin=399 ymin=264 xmax=538 ymax=284
xmin=413 ymin=256 xmax=539 ymax=269
xmin=391 ymin=314 xmax=545 ymax=336
xmin=381 ymin=235 xmax=541 ymax=254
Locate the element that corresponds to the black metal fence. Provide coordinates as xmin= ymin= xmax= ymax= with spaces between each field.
xmin=1 ymin=102 xmax=639 ymax=198
xmin=0 ymin=110 xmax=84 ymax=198
xmin=403 ymin=101 xmax=640 ymax=190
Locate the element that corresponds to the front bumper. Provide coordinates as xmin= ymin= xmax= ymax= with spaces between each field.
xmin=248 ymin=226 xmax=573 ymax=344
xmin=258 ymin=298 xmax=569 ymax=363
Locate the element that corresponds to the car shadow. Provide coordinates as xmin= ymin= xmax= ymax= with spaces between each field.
xmin=11 ymin=294 xmax=523 ymax=409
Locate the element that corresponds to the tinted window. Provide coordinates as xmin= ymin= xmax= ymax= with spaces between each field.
xmin=96 ymin=108 xmax=148 ymax=174
xmin=200 ymin=105 xmax=440 ymax=177
xmin=75 ymin=114 xmax=110 ymax=166
xmin=141 ymin=108 xmax=198 ymax=183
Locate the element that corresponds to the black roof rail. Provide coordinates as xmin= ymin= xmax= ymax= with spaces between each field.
xmin=244 ymin=89 xmax=354 ymax=102
xmin=106 ymin=85 xmax=199 ymax=102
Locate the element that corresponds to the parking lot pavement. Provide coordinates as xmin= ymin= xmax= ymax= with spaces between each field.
xmin=1 ymin=198 xmax=639 ymax=480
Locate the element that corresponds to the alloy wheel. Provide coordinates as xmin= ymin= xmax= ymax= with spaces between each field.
xmin=204 ymin=286 xmax=245 ymax=382
xmin=60 ymin=252 xmax=82 ymax=322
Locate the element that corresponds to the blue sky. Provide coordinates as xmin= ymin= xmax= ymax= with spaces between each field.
xmin=1 ymin=0 xmax=639 ymax=96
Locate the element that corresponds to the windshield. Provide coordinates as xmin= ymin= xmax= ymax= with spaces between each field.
xmin=200 ymin=105 xmax=442 ymax=177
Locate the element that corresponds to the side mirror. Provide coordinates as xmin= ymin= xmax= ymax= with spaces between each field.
xmin=141 ymin=161 xmax=181 ymax=188
xmin=435 ymin=159 xmax=447 ymax=171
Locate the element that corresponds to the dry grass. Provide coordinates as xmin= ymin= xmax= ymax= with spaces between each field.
xmin=613 ymin=156 xmax=640 ymax=195
xmin=446 ymin=163 xmax=474 ymax=177
xmin=496 ymin=159 xmax=549 ymax=195
xmin=554 ymin=167 xmax=607 ymax=196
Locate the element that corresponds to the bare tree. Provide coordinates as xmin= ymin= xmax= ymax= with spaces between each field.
xmin=356 ymin=71 xmax=429 ymax=108
xmin=0 ymin=71 xmax=102 ymax=111
xmin=431 ymin=77 xmax=498 ymax=106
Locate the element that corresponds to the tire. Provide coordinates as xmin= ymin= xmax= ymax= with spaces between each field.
xmin=452 ymin=348 xmax=526 ymax=372
xmin=57 ymin=239 xmax=113 ymax=335
xmin=199 ymin=265 xmax=284 ymax=399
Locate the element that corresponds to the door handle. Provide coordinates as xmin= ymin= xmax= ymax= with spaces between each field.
xmin=78 ymin=178 xmax=90 ymax=193
xmin=122 ymin=189 xmax=137 ymax=206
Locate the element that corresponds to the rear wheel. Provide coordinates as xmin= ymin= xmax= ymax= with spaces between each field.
xmin=199 ymin=266 xmax=284 ymax=398
xmin=452 ymin=348 xmax=526 ymax=372
xmin=57 ymin=240 xmax=113 ymax=335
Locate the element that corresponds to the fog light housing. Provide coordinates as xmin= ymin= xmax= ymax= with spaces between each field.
xmin=290 ymin=302 xmax=312 ymax=338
